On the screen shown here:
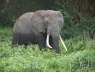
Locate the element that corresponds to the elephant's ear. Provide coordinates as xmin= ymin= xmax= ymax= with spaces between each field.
xmin=57 ymin=11 xmax=64 ymax=30
xmin=58 ymin=19 xmax=64 ymax=30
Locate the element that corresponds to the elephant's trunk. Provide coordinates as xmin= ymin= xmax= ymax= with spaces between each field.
xmin=59 ymin=35 xmax=67 ymax=51
xmin=46 ymin=34 xmax=52 ymax=48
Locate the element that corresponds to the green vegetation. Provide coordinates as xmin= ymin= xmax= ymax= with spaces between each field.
xmin=0 ymin=0 xmax=95 ymax=72
xmin=0 ymin=27 xmax=95 ymax=72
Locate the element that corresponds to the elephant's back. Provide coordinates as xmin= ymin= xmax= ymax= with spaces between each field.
xmin=13 ymin=12 xmax=34 ymax=34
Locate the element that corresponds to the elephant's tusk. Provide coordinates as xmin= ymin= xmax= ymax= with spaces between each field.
xmin=59 ymin=35 xmax=67 ymax=51
xmin=46 ymin=34 xmax=52 ymax=48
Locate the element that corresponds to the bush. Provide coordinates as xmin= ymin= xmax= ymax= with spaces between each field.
xmin=0 ymin=27 xmax=95 ymax=72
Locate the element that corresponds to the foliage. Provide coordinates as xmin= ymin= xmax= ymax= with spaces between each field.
xmin=0 ymin=27 xmax=95 ymax=72
xmin=0 ymin=0 xmax=95 ymax=71
xmin=60 ymin=11 xmax=95 ymax=39
xmin=0 ymin=0 xmax=95 ymax=40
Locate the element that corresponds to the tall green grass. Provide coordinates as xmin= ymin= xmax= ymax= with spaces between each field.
xmin=0 ymin=27 xmax=95 ymax=72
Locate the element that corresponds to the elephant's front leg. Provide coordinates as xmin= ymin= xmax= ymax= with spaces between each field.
xmin=51 ymin=33 xmax=61 ymax=53
xmin=37 ymin=33 xmax=46 ymax=51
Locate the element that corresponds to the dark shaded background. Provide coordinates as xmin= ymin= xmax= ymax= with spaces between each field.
xmin=0 ymin=0 xmax=95 ymax=39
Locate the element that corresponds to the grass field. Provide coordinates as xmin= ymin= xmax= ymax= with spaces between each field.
xmin=0 ymin=27 xmax=95 ymax=72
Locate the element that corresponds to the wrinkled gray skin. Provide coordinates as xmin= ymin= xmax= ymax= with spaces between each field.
xmin=12 ymin=10 xmax=64 ymax=53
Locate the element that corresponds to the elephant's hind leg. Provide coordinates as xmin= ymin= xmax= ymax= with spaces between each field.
xmin=12 ymin=33 xmax=19 ymax=48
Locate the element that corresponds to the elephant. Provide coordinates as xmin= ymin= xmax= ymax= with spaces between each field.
xmin=12 ymin=10 xmax=67 ymax=53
